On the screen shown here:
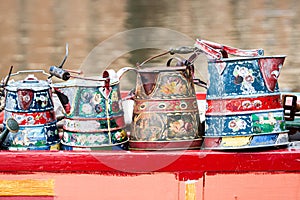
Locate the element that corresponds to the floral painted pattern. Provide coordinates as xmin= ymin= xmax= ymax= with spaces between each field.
xmin=131 ymin=69 xmax=202 ymax=144
xmin=228 ymin=118 xmax=247 ymax=132
xmin=132 ymin=112 xmax=200 ymax=141
xmin=156 ymin=73 xmax=190 ymax=97
xmin=5 ymin=90 xmax=53 ymax=112
xmin=132 ymin=113 xmax=165 ymax=141
xmin=62 ymin=129 xmax=127 ymax=147
xmin=168 ymin=114 xmax=199 ymax=139
xmin=205 ymin=110 xmax=286 ymax=136
xmin=233 ymin=66 xmax=256 ymax=94
xmin=5 ymin=110 xmax=56 ymax=125
xmin=75 ymin=87 xmax=122 ymax=118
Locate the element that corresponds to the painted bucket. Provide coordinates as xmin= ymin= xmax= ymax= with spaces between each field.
xmin=2 ymin=71 xmax=60 ymax=150
xmin=51 ymin=68 xmax=131 ymax=150
xmin=129 ymin=53 xmax=204 ymax=150
xmin=195 ymin=39 xmax=289 ymax=150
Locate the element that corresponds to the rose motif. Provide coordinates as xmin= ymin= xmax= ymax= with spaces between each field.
xmin=82 ymin=103 xmax=92 ymax=114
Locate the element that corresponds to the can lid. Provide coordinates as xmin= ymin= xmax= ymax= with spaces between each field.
xmin=6 ymin=74 xmax=50 ymax=91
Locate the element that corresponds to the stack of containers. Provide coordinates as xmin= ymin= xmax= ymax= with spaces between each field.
xmin=195 ymin=39 xmax=289 ymax=149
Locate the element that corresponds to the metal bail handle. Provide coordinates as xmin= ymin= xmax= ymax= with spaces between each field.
xmin=200 ymin=39 xmax=264 ymax=57
xmin=195 ymin=39 xmax=264 ymax=59
xmin=166 ymin=53 xmax=208 ymax=89
xmin=9 ymin=69 xmax=51 ymax=79
xmin=194 ymin=39 xmax=222 ymax=59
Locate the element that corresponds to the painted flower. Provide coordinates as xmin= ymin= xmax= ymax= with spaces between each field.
xmin=229 ymin=120 xmax=237 ymax=129
xmin=97 ymin=134 xmax=107 ymax=143
xmin=111 ymin=91 xmax=119 ymax=101
xmin=115 ymin=131 xmax=121 ymax=140
xmin=169 ymin=120 xmax=186 ymax=134
xmin=238 ymin=67 xmax=247 ymax=76
xmin=27 ymin=116 xmax=35 ymax=125
xmin=160 ymin=82 xmax=176 ymax=94
xmin=87 ymin=135 xmax=97 ymax=144
xmin=228 ymin=118 xmax=246 ymax=132
xmin=70 ymin=134 xmax=77 ymax=142
xmin=114 ymin=130 xmax=127 ymax=141
xmin=242 ymin=100 xmax=252 ymax=109
xmin=160 ymin=78 xmax=187 ymax=95
xmin=245 ymin=74 xmax=254 ymax=83
xmin=233 ymin=65 xmax=255 ymax=91
xmin=77 ymin=134 xmax=87 ymax=145
xmin=253 ymin=100 xmax=262 ymax=108
xmin=81 ymin=91 xmax=92 ymax=102
xmin=93 ymin=93 xmax=101 ymax=104
xmin=82 ymin=103 xmax=93 ymax=114
xmin=36 ymin=95 xmax=49 ymax=107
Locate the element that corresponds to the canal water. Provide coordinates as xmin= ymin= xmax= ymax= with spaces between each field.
xmin=0 ymin=0 xmax=299 ymax=91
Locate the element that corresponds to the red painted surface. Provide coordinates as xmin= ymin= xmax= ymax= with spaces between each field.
xmin=196 ymin=93 xmax=206 ymax=100
xmin=0 ymin=148 xmax=299 ymax=177
xmin=204 ymin=173 xmax=300 ymax=200
xmin=0 ymin=111 xmax=3 ymax=124
xmin=206 ymin=94 xmax=282 ymax=114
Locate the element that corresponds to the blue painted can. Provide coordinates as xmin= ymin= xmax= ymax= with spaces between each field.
xmin=2 ymin=72 xmax=60 ymax=150
xmin=2 ymin=121 xmax=60 ymax=150
xmin=195 ymin=40 xmax=289 ymax=149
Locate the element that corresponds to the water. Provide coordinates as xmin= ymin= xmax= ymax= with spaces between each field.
xmin=0 ymin=0 xmax=299 ymax=91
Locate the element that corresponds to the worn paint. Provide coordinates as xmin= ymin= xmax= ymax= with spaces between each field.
xmin=0 ymin=149 xmax=297 ymax=173
xmin=185 ymin=180 xmax=197 ymax=200
xmin=52 ymin=69 xmax=131 ymax=150
xmin=195 ymin=39 xmax=288 ymax=150
xmin=0 ymin=179 xmax=54 ymax=196
xmin=130 ymin=65 xmax=203 ymax=150
xmin=3 ymin=73 xmax=60 ymax=150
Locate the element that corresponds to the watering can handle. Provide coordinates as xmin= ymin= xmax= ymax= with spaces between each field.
xmin=166 ymin=57 xmax=207 ymax=89
xmin=117 ymin=67 xmax=137 ymax=79
xmin=137 ymin=51 xmax=170 ymax=68
xmin=137 ymin=46 xmax=199 ymax=67
xmin=9 ymin=69 xmax=51 ymax=77
xmin=194 ymin=40 xmax=223 ymax=59
xmin=103 ymin=67 xmax=136 ymax=101
xmin=195 ymin=39 xmax=264 ymax=58
xmin=200 ymin=39 xmax=264 ymax=57
xmin=169 ymin=46 xmax=195 ymax=54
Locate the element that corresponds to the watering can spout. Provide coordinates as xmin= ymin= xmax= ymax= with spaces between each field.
xmin=0 ymin=118 xmax=19 ymax=147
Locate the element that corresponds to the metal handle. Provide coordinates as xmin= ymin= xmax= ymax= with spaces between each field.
xmin=169 ymin=46 xmax=195 ymax=54
xmin=50 ymin=66 xmax=106 ymax=82
xmin=9 ymin=69 xmax=51 ymax=78
xmin=194 ymin=39 xmax=222 ymax=59
xmin=197 ymin=39 xmax=264 ymax=58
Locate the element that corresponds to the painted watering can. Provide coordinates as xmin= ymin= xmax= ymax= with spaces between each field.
xmin=50 ymin=66 xmax=132 ymax=150
xmin=195 ymin=39 xmax=289 ymax=150
xmin=129 ymin=50 xmax=205 ymax=150
xmin=2 ymin=70 xmax=60 ymax=150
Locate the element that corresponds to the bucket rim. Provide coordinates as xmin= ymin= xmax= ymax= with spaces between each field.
xmin=208 ymin=55 xmax=286 ymax=63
